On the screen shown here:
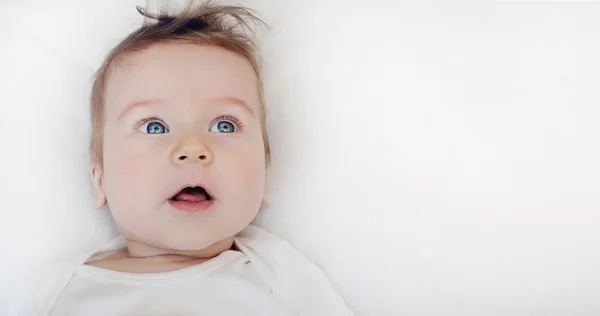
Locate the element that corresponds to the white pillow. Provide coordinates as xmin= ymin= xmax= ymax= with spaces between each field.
xmin=2 ymin=1 xmax=600 ymax=315
xmin=255 ymin=1 xmax=600 ymax=315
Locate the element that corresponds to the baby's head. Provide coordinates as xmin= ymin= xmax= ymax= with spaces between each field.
xmin=89 ymin=1 xmax=269 ymax=254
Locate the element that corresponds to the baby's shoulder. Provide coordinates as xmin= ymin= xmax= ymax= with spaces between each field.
xmin=235 ymin=224 xmax=354 ymax=315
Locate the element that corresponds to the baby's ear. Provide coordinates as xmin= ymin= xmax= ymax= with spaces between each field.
xmin=262 ymin=193 xmax=269 ymax=205
xmin=90 ymin=161 xmax=107 ymax=209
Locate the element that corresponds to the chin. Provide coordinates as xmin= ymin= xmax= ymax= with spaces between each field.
xmin=150 ymin=207 xmax=260 ymax=251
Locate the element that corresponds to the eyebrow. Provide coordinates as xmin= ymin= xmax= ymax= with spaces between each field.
xmin=217 ymin=97 xmax=255 ymax=117
xmin=117 ymin=97 xmax=255 ymax=121
xmin=117 ymin=99 xmax=164 ymax=121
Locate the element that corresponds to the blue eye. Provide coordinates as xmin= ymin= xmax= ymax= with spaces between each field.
xmin=209 ymin=119 xmax=237 ymax=133
xmin=139 ymin=120 xmax=168 ymax=134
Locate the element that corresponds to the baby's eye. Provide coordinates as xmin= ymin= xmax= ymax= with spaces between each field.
xmin=139 ymin=120 xmax=169 ymax=134
xmin=209 ymin=119 xmax=238 ymax=133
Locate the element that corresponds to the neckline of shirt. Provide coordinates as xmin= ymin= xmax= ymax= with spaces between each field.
xmin=74 ymin=250 xmax=246 ymax=284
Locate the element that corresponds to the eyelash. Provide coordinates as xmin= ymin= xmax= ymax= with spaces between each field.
xmin=133 ymin=115 xmax=243 ymax=131
xmin=134 ymin=116 xmax=167 ymax=131
xmin=133 ymin=116 xmax=169 ymax=131
xmin=213 ymin=115 xmax=244 ymax=131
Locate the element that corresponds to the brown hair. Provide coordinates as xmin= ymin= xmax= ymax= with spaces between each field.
xmin=89 ymin=0 xmax=269 ymax=167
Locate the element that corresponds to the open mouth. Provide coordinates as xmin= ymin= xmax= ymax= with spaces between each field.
xmin=170 ymin=186 xmax=212 ymax=202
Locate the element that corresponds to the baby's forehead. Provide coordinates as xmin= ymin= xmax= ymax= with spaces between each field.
xmin=104 ymin=43 xmax=259 ymax=116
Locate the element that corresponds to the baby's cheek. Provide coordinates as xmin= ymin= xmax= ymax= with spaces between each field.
xmin=107 ymin=141 xmax=153 ymax=172
xmin=104 ymin=148 xmax=155 ymax=200
xmin=235 ymin=155 xmax=266 ymax=190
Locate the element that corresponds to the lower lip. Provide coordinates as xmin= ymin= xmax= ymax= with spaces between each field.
xmin=168 ymin=200 xmax=214 ymax=213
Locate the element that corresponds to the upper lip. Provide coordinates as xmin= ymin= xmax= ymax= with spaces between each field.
xmin=168 ymin=183 xmax=214 ymax=200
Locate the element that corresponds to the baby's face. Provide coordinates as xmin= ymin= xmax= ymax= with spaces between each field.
xmin=94 ymin=43 xmax=266 ymax=251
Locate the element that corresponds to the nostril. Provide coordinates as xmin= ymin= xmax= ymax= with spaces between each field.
xmin=175 ymin=155 xmax=207 ymax=162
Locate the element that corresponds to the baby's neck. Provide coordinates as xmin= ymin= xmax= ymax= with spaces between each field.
xmin=126 ymin=237 xmax=235 ymax=258
xmin=87 ymin=236 xmax=236 ymax=273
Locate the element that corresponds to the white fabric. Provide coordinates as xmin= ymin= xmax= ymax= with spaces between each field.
xmin=3 ymin=1 xmax=600 ymax=315
xmin=50 ymin=251 xmax=284 ymax=316
xmin=9 ymin=225 xmax=353 ymax=316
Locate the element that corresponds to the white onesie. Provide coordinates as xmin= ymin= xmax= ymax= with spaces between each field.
xmin=9 ymin=225 xmax=354 ymax=316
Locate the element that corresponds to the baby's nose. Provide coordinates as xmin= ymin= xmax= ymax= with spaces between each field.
xmin=171 ymin=135 xmax=213 ymax=165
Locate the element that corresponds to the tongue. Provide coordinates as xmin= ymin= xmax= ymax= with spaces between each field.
xmin=173 ymin=192 xmax=207 ymax=202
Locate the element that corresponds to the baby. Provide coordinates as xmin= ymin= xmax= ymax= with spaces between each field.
xmin=10 ymin=1 xmax=353 ymax=315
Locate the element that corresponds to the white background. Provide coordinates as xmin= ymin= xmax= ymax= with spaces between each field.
xmin=1 ymin=1 xmax=599 ymax=315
